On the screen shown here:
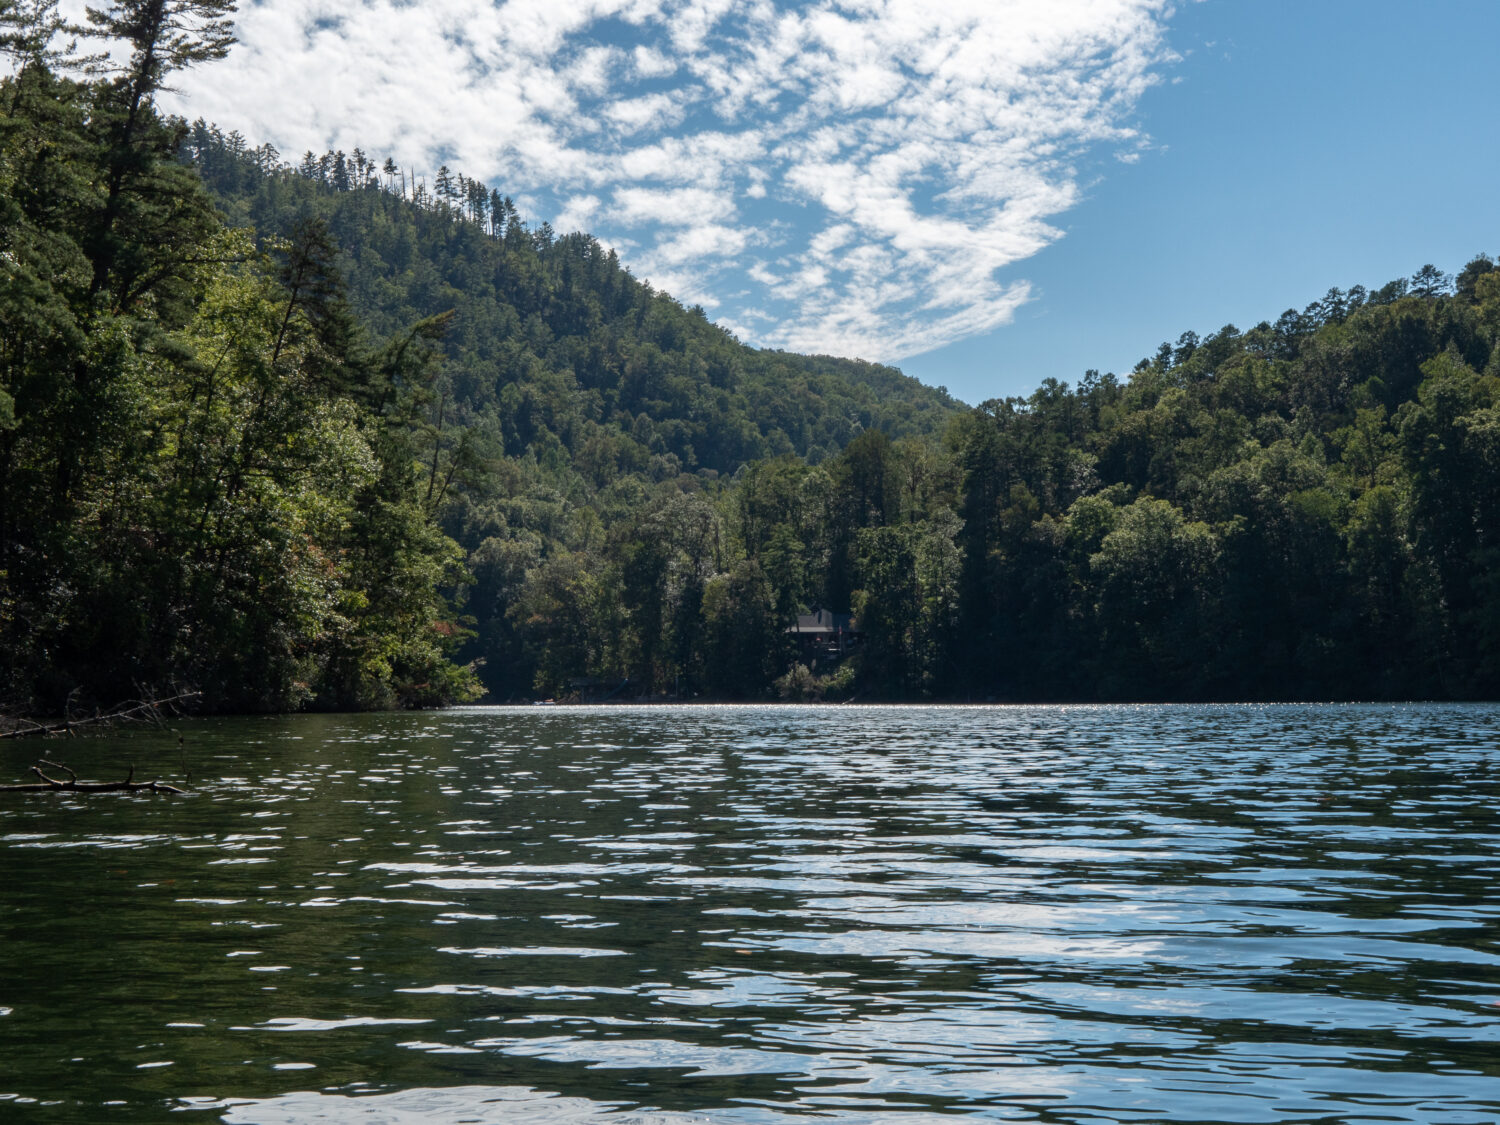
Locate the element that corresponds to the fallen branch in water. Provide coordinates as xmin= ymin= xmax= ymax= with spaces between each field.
xmin=0 ymin=760 xmax=185 ymax=794
xmin=0 ymin=691 xmax=200 ymax=740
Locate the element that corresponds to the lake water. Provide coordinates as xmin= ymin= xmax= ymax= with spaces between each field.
xmin=2 ymin=704 xmax=1499 ymax=1123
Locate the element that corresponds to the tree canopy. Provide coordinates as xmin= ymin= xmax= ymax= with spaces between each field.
xmin=0 ymin=13 xmax=478 ymax=712
xmin=3 ymin=10 xmax=1497 ymax=709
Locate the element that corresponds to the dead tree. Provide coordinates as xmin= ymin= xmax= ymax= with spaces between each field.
xmin=0 ymin=691 xmax=200 ymax=740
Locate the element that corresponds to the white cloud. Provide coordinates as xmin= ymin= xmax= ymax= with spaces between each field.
xmin=651 ymin=223 xmax=751 ymax=265
xmin=163 ymin=0 xmax=1177 ymax=362
xmin=554 ymin=193 xmax=602 ymax=233
xmin=605 ymin=91 xmax=687 ymax=134
xmin=611 ymin=185 xmax=734 ymax=228
xmin=632 ymin=45 xmax=677 ymax=78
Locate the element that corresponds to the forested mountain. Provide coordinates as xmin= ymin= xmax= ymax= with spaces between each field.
xmin=3 ymin=4 xmax=1497 ymax=712
xmin=186 ymin=129 xmax=958 ymax=475
xmin=191 ymin=121 xmax=1499 ymax=703
xmin=588 ymin=254 xmax=1499 ymax=704
xmin=179 ymin=123 xmax=963 ymax=703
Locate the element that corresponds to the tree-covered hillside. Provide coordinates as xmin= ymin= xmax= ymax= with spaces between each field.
xmin=186 ymin=128 xmax=959 ymax=477
xmin=938 ymin=265 xmax=1500 ymax=701
xmin=180 ymin=125 xmax=963 ymax=703
xmin=4 ymin=3 xmax=1497 ymax=711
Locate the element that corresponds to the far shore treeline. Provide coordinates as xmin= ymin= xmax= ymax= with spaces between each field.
xmin=2 ymin=2 xmax=1498 ymax=713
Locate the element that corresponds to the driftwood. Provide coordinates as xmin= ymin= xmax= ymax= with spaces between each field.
xmin=0 ymin=760 xmax=185 ymax=794
xmin=0 ymin=691 xmax=200 ymax=740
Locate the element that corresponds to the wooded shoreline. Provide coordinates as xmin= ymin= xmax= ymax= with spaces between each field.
xmin=3 ymin=4 xmax=1498 ymax=715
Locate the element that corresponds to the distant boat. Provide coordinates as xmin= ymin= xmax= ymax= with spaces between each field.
xmin=532 ymin=699 xmax=557 ymax=706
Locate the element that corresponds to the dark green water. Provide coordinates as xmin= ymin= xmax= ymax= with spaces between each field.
xmin=2 ymin=704 xmax=1499 ymax=1123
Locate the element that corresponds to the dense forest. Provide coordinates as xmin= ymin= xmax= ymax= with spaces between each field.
xmin=3 ymin=2 xmax=1498 ymax=711
xmin=0 ymin=0 xmax=482 ymax=712
xmin=185 ymin=126 xmax=1500 ymax=703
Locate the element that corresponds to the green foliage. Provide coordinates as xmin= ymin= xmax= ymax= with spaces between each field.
xmin=0 ymin=42 xmax=478 ymax=712
xmin=4 ymin=22 xmax=1495 ymax=706
xmin=186 ymin=128 xmax=957 ymax=476
xmin=936 ymin=267 xmax=1500 ymax=700
xmin=181 ymin=126 xmax=961 ymax=702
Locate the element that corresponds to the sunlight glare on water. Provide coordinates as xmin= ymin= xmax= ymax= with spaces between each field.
xmin=1 ymin=703 xmax=1498 ymax=1123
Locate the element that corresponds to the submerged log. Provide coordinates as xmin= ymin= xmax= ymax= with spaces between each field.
xmin=0 ymin=760 xmax=185 ymax=795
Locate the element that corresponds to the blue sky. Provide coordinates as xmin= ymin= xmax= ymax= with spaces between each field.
xmin=902 ymin=0 xmax=1500 ymax=402
xmin=156 ymin=0 xmax=1500 ymax=405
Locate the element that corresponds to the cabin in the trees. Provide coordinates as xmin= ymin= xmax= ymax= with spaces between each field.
xmin=789 ymin=608 xmax=861 ymax=659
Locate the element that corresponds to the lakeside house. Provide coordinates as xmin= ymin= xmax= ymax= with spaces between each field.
xmin=789 ymin=608 xmax=861 ymax=659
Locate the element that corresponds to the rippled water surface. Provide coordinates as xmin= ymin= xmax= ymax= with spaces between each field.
xmin=2 ymin=704 xmax=1500 ymax=1122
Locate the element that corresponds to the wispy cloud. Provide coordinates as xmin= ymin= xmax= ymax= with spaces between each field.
xmin=161 ymin=0 xmax=1177 ymax=362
